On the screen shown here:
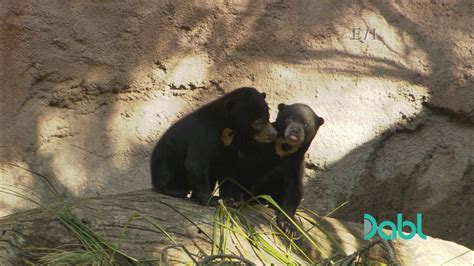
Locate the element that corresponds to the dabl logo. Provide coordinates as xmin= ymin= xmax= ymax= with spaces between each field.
xmin=364 ymin=213 xmax=427 ymax=240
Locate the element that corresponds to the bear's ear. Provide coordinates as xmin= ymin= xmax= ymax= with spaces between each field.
xmin=225 ymin=99 xmax=236 ymax=111
xmin=261 ymin=92 xmax=266 ymax=99
xmin=278 ymin=103 xmax=287 ymax=111
xmin=316 ymin=116 xmax=325 ymax=126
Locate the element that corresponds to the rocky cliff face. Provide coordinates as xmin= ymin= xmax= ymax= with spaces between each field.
xmin=1 ymin=1 xmax=472 ymax=248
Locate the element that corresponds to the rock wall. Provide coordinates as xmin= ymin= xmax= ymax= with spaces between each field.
xmin=1 ymin=0 xmax=472 ymax=248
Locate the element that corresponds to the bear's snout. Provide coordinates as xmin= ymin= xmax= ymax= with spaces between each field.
xmin=284 ymin=124 xmax=305 ymax=145
xmin=253 ymin=123 xmax=278 ymax=143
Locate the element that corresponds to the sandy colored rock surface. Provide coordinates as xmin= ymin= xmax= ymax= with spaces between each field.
xmin=1 ymin=0 xmax=473 ymax=250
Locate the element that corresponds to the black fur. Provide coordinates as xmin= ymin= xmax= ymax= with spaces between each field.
xmin=151 ymin=87 xmax=277 ymax=205
xmin=219 ymin=103 xmax=324 ymax=235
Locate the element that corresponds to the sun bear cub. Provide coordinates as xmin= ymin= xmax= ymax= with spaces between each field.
xmin=219 ymin=103 xmax=324 ymax=236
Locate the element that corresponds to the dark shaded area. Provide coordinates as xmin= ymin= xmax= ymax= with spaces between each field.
xmin=325 ymin=111 xmax=474 ymax=248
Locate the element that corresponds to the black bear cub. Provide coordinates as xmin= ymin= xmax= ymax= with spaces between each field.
xmin=151 ymin=87 xmax=277 ymax=206
xmin=220 ymin=103 xmax=324 ymax=236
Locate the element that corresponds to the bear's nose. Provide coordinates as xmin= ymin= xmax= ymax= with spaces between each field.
xmin=291 ymin=129 xmax=300 ymax=135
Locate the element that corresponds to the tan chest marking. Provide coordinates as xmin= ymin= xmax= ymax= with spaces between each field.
xmin=220 ymin=128 xmax=234 ymax=146
xmin=275 ymin=137 xmax=300 ymax=157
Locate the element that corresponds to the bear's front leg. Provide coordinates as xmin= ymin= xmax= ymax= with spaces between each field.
xmin=185 ymin=137 xmax=221 ymax=206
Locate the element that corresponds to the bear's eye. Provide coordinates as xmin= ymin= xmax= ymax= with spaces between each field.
xmin=285 ymin=118 xmax=291 ymax=125
xmin=304 ymin=123 xmax=309 ymax=128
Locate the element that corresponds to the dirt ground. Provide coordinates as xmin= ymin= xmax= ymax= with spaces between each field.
xmin=1 ymin=0 xmax=473 ymax=249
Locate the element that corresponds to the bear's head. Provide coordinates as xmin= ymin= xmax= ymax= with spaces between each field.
xmin=274 ymin=103 xmax=324 ymax=149
xmin=225 ymin=87 xmax=277 ymax=143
